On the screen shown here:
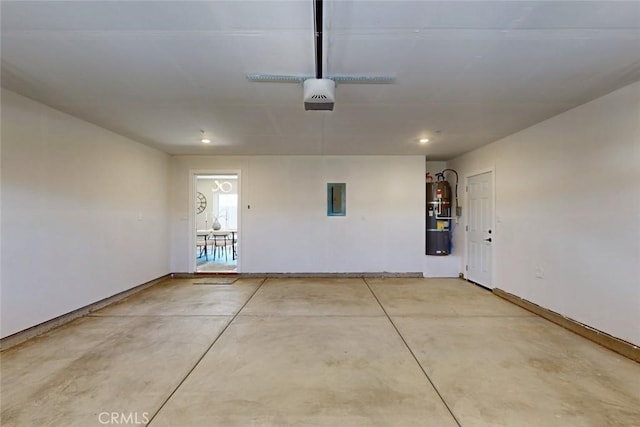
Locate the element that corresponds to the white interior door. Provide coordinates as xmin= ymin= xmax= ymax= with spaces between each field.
xmin=466 ymin=171 xmax=493 ymax=288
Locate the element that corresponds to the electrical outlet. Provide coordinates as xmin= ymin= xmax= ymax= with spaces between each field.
xmin=535 ymin=266 xmax=544 ymax=279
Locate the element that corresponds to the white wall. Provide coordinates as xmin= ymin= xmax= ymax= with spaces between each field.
xmin=170 ymin=156 xmax=426 ymax=274
xmin=448 ymin=81 xmax=640 ymax=345
xmin=1 ymin=89 xmax=171 ymax=338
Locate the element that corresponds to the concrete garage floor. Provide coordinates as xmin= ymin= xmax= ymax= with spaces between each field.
xmin=1 ymin=278 xmax=639 ymax=426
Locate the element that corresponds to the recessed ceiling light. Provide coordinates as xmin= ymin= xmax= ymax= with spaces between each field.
xmin=200 ymin=129 xmax=211 ymax=144
xmin=419 ymin=138 xmax=429 ymax=144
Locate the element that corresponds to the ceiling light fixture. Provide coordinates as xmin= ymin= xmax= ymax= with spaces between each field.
xmin=419 ymin=138 xmax=430 ymax=144
xmin=200 ymin=130 xmax=211 ymax=144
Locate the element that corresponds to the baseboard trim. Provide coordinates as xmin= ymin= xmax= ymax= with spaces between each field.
xmin=0 ymin=274 xmax=171 ymax=352
xmin=240 ymin=272 xmax=424 ymax=278
xmin=493 ymin=288 xmax=640 ymax=363
xmin=174 ymin=272 xmax=423 ymax=278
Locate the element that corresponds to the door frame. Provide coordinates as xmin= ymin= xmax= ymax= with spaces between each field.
xmin=463 ymin=166 xmax=495 ymax=289
xmin=189 ymin=169 xmax=242 ymax=273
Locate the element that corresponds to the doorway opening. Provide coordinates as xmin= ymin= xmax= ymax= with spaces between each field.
xmin=194 ymin=173 xmax=239 ymax=273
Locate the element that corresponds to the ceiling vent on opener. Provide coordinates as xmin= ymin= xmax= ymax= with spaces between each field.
xmin=303 ymin=78 xmax=335 ymax=111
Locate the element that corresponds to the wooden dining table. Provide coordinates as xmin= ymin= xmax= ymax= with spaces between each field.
xmin=200 ymin=230 xmax=237 ymax=260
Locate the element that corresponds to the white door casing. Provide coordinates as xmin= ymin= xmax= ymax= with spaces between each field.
xmin=466 ymin=170 xmax=494 ymax=288
xmin=189 ymin=169 xmax=242 ymax=273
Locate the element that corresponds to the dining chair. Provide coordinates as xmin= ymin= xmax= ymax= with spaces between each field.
xmin=211 ymin=233 xmax=230 ymax=261
xmin=196 ymin=237 xmax=208 ymax=259
xmin=231 ymin=231 xmax=237 ymax=260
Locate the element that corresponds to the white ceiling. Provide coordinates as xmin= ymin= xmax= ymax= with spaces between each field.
xmin=2 ymin=1 xmax=639 ymax=159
